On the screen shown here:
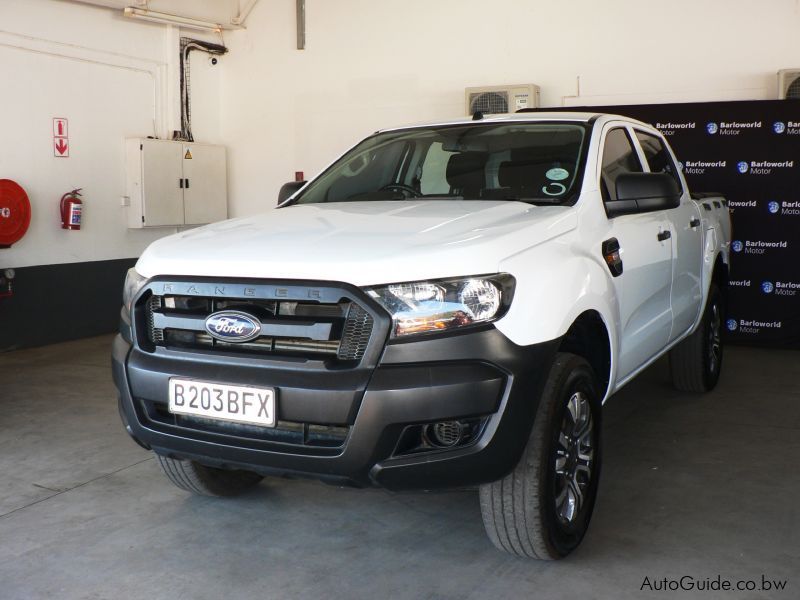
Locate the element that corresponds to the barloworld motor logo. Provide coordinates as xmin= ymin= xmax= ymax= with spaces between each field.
xmin=732 ymin=239 xmax=789 ymax=255
xmin=682 ymin=160 xmax=725 ymax=175
xmin=731 ymin=318 xmax=782 ymax=333
xmin=761 ymin=281 xmax=774 ymax=294
xmin=773 ymin=121 xmax=786 ymax=134
xmin=654 ymin=121 xmax=696 ymax=136
xmin=677 ymin=161 xmax=684 ymax=171
xmin=735 ymin=160 xmax=793 ymax=175
xmin=205 ymin=311 xmax=262 ymax=342
xmin=768 ymin=201 xmax=780 ymax=214
xmin=706 ymin=122 xmax=718 ymax=134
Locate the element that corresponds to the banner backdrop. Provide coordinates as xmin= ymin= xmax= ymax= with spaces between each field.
xmin=567 ymin=100 xmax=799 ymax=349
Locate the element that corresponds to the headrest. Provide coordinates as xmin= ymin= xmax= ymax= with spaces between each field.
xmin=499 ymin=149 xmax=565 ymax=190
xmin=446 ymin=152 xmax=488 ymax=192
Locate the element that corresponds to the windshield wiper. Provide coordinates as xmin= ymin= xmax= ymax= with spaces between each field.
xmin=496 ymin=196 xmax=566 ymax=205
xmin=336 ymin=191 xmax=407 ymax=202
xmin=335 ymin=193 xmax=466 ymax=202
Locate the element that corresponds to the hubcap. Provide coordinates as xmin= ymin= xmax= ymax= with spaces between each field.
xmin=708 ymin=301 xmax=722 ymax=374
xmin=554 ymin=391 xmax=595 ymax=525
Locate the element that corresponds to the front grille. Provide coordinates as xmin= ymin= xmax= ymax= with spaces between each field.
xmin=339 ymin=303 xmax=373 ymax=361
xmin=140 ymin=283 xmax=375 ymax=363
xmin=147 ymin=296 xmax=164 ymax=343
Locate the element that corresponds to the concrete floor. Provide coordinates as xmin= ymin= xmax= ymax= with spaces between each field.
xmin=0 ymin=336 xmax=797 ymax=599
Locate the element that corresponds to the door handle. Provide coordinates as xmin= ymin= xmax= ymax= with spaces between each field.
xmin=689 ymin=217 xmax=701 ymax=228
xmin=657 ymin=230 xmax=671 ymax=242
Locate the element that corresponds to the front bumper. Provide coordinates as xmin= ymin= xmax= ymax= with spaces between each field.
xmin=112 ymin=326 xmax=559 ymax=490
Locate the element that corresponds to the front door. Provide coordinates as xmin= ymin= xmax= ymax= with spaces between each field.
xmin=600 ymin=126 xmax=674 ymax=380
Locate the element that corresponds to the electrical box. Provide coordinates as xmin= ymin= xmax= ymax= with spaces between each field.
xmin=125 ymin=138 xmax=228 ymax=228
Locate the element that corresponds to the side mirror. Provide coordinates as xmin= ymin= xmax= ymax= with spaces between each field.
xmin=278 ymin=180 xmax=306 ymax=205
xmin=606 ymin=173 xmax=681 ymax=218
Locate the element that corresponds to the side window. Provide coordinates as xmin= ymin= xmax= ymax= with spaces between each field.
xmin=325 ymin=142 xmax=406 ymax=202
xmin=635 ymin=131 xmax=683 ymax=191
xmin=420 ymin=142 xmax=455 ymax=195
xmin=600 ymin=128 xmax=643 ymax=202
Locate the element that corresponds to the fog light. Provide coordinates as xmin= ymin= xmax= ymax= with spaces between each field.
xmin=424 ymin=421 xmax=464 ymax=448
xmin=393 ymin=417 xmax=489 ymax=457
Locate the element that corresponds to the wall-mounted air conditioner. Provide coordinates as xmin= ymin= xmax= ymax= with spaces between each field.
xmin=777 ymin=69 xmax=800 ymax=99
xmin=465 ymin=84 xmax=540 ymax=116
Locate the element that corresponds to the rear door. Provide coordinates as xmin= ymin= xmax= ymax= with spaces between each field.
xmin=600 ymin=125 xmax=673 ymax=380
xmin=633 ymin=129 xmax=703 ymax=341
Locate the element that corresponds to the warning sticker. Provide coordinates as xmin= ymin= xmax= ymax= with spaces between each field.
xmin=184 ymin=149 xmax=193 ymax=160
xmin=53 ymin=117 xmax=70 ymax=158
xmin=54 ymin=137 xmax=69 ymax=157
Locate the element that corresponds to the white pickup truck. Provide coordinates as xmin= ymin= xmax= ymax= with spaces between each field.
xmin=113 ymin=112 xmax=731 ymax=560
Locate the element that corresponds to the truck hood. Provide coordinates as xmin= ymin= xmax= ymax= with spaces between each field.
xmin=136 ymin=201 xmax=577 ymax=286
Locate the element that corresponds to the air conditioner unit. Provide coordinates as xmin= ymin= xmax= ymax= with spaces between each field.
xmin=465 ymin=84 xmax=540 ymax=116
xmin=777 ymin=69 xmax=800 ymax=99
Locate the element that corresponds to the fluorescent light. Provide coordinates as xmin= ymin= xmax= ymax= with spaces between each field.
xmin=123 ymin=7 xmax=224 ymax=32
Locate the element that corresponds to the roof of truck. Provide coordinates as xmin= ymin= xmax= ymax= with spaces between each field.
xmin=376 ymin=111 xmax=652 ymax=133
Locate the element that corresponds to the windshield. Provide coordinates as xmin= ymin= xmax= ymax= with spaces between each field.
xmin=292 ymin=122 xmax=589 ymax=206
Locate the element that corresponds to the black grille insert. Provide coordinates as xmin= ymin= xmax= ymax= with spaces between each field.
xmin=142 ymin=398 xmax=349 ymax=449
xmin=143 ymin=292 xmax=374 ymax=363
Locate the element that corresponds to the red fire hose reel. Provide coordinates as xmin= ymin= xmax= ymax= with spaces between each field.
xmin=0 ymin=179 xmax=31 ymax=248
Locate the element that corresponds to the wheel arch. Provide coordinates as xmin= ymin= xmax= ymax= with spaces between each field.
xmin=712 ymin=253 xmax=728 ymax=293
xmin=557 ymin=310 xmax=612 ymax=401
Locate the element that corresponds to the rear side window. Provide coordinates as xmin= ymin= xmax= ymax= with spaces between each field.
xmin=600 ymin=128 xmax=642 ymax=202
xmin=635 ymin=131 xmax=683 ymax=191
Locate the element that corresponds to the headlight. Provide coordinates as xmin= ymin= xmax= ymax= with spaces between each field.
xmin=366 ymin=274 xmax=514 ymax=337
xmin=122 ymin=268 xmax=147 ymax=313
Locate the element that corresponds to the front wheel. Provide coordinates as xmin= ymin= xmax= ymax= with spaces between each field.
xmin=156 ymin=454 xmax=263 ymax=497
xmin=479 ymin=353 xmax=602 ymax=559
xmin=669 ymin=283 xmax=724 ymax=393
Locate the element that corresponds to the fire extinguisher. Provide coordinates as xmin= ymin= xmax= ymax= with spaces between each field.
xmin=60 ymin=188 xmax=82 ymax=230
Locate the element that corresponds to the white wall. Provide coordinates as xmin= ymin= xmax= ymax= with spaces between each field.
xmin=4 ymin=0 xmax=800 ymax=268
xmin=219 ymin=0 xmax=800 ymax=217
xmin=0 ymin=0 xmax=221 ymax=269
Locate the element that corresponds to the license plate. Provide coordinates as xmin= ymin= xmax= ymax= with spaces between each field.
xmin=168 ymin=379 xmax=276 ymax=428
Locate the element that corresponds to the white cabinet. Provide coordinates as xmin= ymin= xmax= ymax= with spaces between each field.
xmin=125 ymin=139 xmax=227 ymax=228
xmin=182 ymin=143 xmax=227 ymax=225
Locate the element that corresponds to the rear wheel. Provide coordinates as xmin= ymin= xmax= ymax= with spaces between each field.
xmin=669 ymin=283 xmax=724 ymax=392
xmin=479 ymin=353 xmax=602 ymax=559
xmin=156 ymin=454 xmax=263 ymax=497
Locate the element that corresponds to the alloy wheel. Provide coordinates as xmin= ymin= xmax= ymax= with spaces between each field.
xmin=708 ymin=301 xmax=722 ymax=374
xmin=554 ymin=391 xmax=595 ymax=525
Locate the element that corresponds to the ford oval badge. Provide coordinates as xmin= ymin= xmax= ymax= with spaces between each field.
xmin=204 ymin=311 xmax=261 ymax=342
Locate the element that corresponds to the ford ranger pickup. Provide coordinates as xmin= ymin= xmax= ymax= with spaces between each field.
xmin=112 ymin=112 xmax=731 ymax=559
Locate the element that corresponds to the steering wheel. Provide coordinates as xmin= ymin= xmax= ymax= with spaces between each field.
xmin=379 ymin=183 xmax=422 ymax=197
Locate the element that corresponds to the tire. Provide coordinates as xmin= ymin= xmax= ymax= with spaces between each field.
xmin=479 ymin=353 xmax=602 ymax=560
xmin=156 ymin=453 xmax=263 ymax=497
xmin=669 ymin=283 xmax=724 ymax=393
